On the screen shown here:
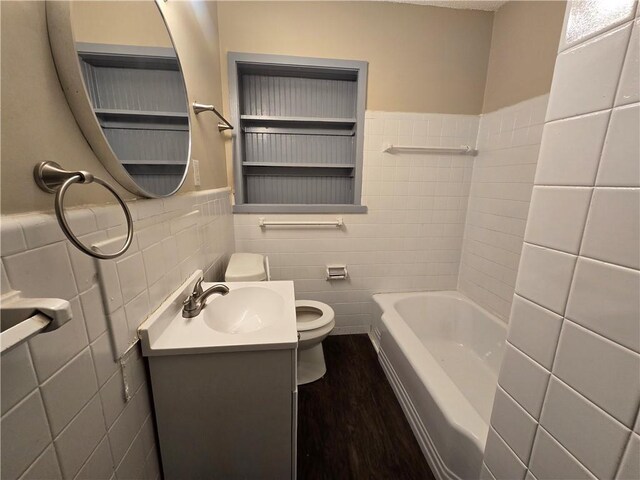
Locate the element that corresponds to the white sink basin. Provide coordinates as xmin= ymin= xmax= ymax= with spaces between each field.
xmin=203 ymin=287 xmax=283 ymax=334
xmin=138 ymin=270 xmax=297 ymax=356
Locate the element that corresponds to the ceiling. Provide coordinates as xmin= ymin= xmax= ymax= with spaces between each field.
xmin=387 ymin=0 xmax=509 ymax=11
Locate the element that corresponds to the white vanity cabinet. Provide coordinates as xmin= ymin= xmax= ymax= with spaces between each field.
xmin=148 ymin=347 xmax=297 ymax=479
xmin=137 ymin=274 xmax=299 ymax=479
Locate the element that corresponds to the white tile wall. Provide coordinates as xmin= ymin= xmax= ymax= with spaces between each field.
xmin=0 ymin=188 xmax=235 ymax=480
xmin=484 ymin=2 xmax=640 ymax=479
xmin=458 ymin=95 xmax=549 ymax=321
xmin=234 ymin=111 xmax=479 ymax=333
xmin=93 ymin=190 xmax=234 ymax=358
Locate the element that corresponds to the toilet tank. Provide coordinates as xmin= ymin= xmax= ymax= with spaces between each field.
xmin=225 ymin=253 xmax=267 ymax=282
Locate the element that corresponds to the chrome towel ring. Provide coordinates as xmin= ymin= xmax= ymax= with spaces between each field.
xmin=34 ymin=161 xmax=133 ymax=260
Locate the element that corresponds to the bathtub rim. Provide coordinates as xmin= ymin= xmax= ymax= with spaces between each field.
xmin=373 ymin=290 xmax=507 ymax=463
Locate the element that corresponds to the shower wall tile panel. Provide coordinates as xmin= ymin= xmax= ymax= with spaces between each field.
xmin=458 ymin=95 xmax=549 ymax=321
xmin=484 ymin=3 xmax=640 ymax=480
xmin=0 ymin=188 xmax=235 ymax=480
xmin=234 ymin=111 xmax=479 ymax=333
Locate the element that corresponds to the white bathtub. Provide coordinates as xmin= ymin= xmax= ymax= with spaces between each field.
xmin=372 ymin=291 xmax=506 ymax=480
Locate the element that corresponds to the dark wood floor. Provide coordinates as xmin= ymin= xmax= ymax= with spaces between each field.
xmin=297 ymin=334 xmax=436 ymax=480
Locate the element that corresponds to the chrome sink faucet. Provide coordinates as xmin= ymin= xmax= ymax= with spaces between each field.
xmin=182 ymin=278 xmax=229 ymax=318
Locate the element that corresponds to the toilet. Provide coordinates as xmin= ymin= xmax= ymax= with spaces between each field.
xmin=225 ymin=253 xmax=335 ymax=385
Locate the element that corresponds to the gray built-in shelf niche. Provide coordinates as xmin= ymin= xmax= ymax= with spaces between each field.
xmin=228 ymin=53 xmax=368 ymax=213
xmin=78 ymin=43 xmax=189 ymax=196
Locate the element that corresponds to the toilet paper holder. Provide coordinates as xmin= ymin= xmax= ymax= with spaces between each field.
xmin=326 ymin=265 xmax=348 ymax=281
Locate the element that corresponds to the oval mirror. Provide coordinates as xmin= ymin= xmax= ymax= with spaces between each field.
xmin=46 ymin=0 xmax=190 ymax=198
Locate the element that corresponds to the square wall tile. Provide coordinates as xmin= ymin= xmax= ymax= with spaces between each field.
xmin=40 ymin=349 xmax=98 ymax=437
xmin=515 ymin=243 xmax=577 ymax=315
xmin=553 ymin=320 xmax=640 ymax=427
xmin=597 ymin=104 xmax=640 ymax=187
xmin=547 ymin=23 xmax=632 ymax=121
xmin=535 ymin=110 xmax=610 ymax=186
xmin=74 ymin=437 xmax=114 ymax=480
xmin=524 ymin=187 xmax=591 ymax=254
xmin=581 ymin=187 xmax=640 ymax=268
xmin=17 ymin=214 xmax=65 ymax=250
xmin=54 ymin=395 xmax=107 ymax=479
xmin=617 ymin=433 xmax=640 ymax=479
xmin=115 ymin=429 xmax=147 ymax=480
xmin=498 ymin=343 xmax=550 ymax=419
xmin=566 ymin=257 xmax=640 ymax=352
xmin=508 ymin=295 xmax=562 ymax=370
xmin=483 ymin=427 xmax=527 ymax=480
xmin=540 ymin=376 xmax=630 ymax=480
xmin=1 ymin=343 xmax=37 ymax=415
xmin=615 ymin=19 xmax=640 ymax=106
xmin=108 ymin=387 xmax=150 ymax=465
xmin=0 ymin=390 xmax=51 ymax=480
xmin=115 ymin=253 xmax=147 ymax=304
xmin=529 ymin=427 xmax=596 ymax=480
xmin=3 ymin=242 xmax=78 ymax=301
xmin=20 ymin=445 xmax=62 ymax=480
xmin=142 ymin=243 xmax=165 ymax=287
xmin=490 ymin=387 xmax=538 ymax=464
xmin=0 ymin=217 xmax=26 ymax=256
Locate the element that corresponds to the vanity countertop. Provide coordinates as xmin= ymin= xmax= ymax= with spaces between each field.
xmin=138 ymin=271 xmax=297 ymax=356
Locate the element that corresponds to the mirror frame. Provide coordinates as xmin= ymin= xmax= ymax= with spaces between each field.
xmin=45 ymin=0 xmax=192 ymax=198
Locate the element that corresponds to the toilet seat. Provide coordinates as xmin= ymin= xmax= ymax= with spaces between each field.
xmin=295 ymin=300 xmax=335 ymax=331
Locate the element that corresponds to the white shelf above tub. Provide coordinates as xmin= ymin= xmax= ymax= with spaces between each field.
xmin=383 ymin=144 xmax=478 ymax=156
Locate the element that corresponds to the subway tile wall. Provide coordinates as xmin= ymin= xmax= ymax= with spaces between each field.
xmin=483 ymin=2 xmax=640 ymax=479
xmin=234 ymin=111 xmax=479 ymax=334
xmin=458 ymin=94 xmax=549 ymax=321
xmin=0 ymin=188 xmax=234 ymax=480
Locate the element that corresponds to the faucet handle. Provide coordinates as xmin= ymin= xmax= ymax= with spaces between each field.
xmin=182 ymin=292 xmax=198 ymax=310
xmin=193 ymin=277 xmax=204 ymax=297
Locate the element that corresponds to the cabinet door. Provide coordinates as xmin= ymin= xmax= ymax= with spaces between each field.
xmin=149 ymin=349 xmax=294 ymax=479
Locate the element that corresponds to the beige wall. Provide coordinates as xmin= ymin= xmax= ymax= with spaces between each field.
xmin=481 ymin=0 xmax=566 ymax=113
xmin=217 ymin=1 xmax=494 ymax=115
xmin=72 ymin=1 xmax=172 ymax=47
xmin=0 ymin=0 xmax=228 ymax=215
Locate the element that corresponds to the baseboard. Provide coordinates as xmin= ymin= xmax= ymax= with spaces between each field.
xmin=330 ymin=325 xmax=371 ymax=336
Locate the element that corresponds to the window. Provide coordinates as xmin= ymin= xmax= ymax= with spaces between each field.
xmin=228 ymin=53 xmax=368 ymax=213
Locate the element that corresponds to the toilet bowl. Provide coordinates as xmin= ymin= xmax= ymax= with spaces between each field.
xmin=295 ymin=300 xmax=335 ymax=385
xmin=225 ymin=253 xmax=335 ymax=385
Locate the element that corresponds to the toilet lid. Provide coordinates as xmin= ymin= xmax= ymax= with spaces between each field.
xmin=295 ymin=300 xmax=335 ymax=331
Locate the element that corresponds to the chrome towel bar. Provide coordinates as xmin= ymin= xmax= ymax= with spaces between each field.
xmin=258 ymin=217 xmax=344 ymax=228
xmin=33 ymin=161 xmax=133 ymax=259
xmin=192 ymin=101 xmax=234 ymax=132
xmin=1 ymin=292 xmax=73 ymax=354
